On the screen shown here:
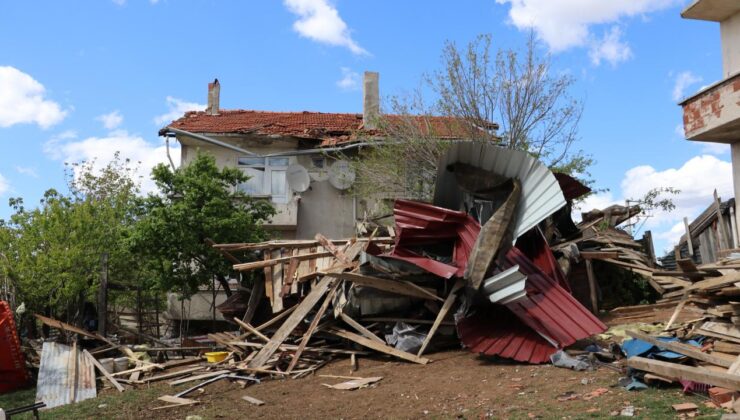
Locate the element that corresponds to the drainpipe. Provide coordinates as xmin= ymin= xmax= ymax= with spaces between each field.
xmin=165 ymin=127 xmax=258 ymax=156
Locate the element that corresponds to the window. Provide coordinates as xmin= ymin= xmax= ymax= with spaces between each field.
xmin=237 ymin=157 xmax=290 ymax=203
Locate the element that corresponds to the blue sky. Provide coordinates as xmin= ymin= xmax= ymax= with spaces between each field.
xmin=0 ymin=0 xmax=731 ymax=253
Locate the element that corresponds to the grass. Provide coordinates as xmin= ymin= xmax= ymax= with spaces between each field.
xmin=0 ymin=386 xmax=165 ymax=420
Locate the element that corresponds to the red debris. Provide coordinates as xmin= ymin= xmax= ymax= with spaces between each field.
xmin=0 ymin=301 xmax=29 ymax=394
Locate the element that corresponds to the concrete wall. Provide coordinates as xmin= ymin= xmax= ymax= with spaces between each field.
xmin=178 ymin=134 xmax=357 ymax=239
xmin=722 ymin=12 xmax=740 ymax=77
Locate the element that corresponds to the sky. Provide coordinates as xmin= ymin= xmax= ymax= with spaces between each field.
xmin=0 ymin=0 xmax=731 ymax=255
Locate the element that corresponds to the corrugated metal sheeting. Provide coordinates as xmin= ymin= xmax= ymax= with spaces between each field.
xmin=433 ymin=141 xmax=566 ymax=239
xmin=385 ymin=199 xmax=480 ymax=279
xmin=36 ymin=342 xmax=96 ymax=409
xmin=0 ymin=301 xmax=29 ymax=394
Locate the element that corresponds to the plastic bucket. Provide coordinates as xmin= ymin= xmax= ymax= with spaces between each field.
xmin=113 ymin=357 xmax=129 ymax=373
xmin=99 ymin=358 xmax=115 ymax=373
xmin=205 ymin=351 xmax=229 ymax=363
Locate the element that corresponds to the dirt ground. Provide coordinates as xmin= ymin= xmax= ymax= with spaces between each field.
xmin=2 ymin=304 xmax=724 ymax=419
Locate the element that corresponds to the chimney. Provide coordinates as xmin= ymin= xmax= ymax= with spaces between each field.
xmin=207 ymin=78 xmax=220 ymax=115
xmin=363 ymin=71 xmax=379 ymax=129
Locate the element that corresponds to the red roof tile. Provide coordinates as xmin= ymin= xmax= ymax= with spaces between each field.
xmin=163 ymin=110 xmax=487 ymax=146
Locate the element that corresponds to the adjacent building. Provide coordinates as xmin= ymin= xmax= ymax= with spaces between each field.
xmin=680 ymin=1 xmax=740 ymax=232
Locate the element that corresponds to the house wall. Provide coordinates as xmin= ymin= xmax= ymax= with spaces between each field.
xmin=178 ymin=133 xmax=357 ymax=239
xmin=721 ymin=12 xmax=740 ymax=77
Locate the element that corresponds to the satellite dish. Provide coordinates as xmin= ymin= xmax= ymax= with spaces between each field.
xmin=328 ymin=160 xmax=356 ymax=190
xmin=286 ymin=164 xmax=310 ymax=193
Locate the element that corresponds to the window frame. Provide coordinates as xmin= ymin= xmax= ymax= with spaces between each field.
xmin=236 ymin=156 xmax=291 ymax=203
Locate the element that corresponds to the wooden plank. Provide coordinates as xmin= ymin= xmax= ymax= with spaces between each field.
xmin=585 ymin=259 xmax=599 ymax=314
xmin=271 ymin=249 xmax=284 ymax=313
xmin=287 ymin=282 xmax=340 ymax=373
xmin=322 ymin=272 xmax=440 ymax=300
xmin=138 ymin=366 xmax=204 ymax=383
xmin=157 ymin=395 xmax=199 ymax=405
xmin=627 ymin=356 xmax=740 ymax=391
xmin=688 ymin=272 xmax=740 ymax=291
xmin=626 ymin=331 xmax=733 ymax=368
xmin=702 ymin=322 xmax=740 ymax=340
xmin=248 ymin=276 xmax=335 ymax=369
xmin=315 ymin=233 xmax=351 ymax=264
xmin=684 ymin=217 xmax=694 ymax=256
xmin=418 ymin=279 xmax=464 ymax=356
xmin=716 ymin=189 xmax=730 ymax=251
xmin=215 ymin=237 xmax=395 ymax=252
xmin=716 ymin=341 xmax=740 ymax=355
xmin=229 ymin=341 xmax=370 ymax=356
xmin=233 ymin=318 xmax=271 ymax=343
xmin=263 ymin=252 xmax=274 ymax=307
xmin=580 ymin=251 xmax=620 ymax=259
xmin=233 ymin=251 xmax=333 ymax=272
xmin=328 ymin=327 xmax=429 ymax=365
xmin=339 ymin=312 xmax=384 ymax=344
xmin=242 ymin=275 xmax=264 ymax=326
xmin=34 ymin=314 xmax=135 ymax=358
xmin=360 ymin=317 xmax=455 ymax=326
xmin=242 ymin=395 xmax=265 ymax=406
xmin=664 ymin=292 xmax=689 ymax=331
xmin=168 ymin=370 xmax=229 ymax=386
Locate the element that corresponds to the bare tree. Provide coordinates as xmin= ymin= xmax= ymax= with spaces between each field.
xmin=349 ymin=33 xmax=592 ymax=204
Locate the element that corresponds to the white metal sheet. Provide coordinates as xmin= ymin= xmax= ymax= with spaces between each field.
xmin=36 ymin=342 xmax=96 ymax=409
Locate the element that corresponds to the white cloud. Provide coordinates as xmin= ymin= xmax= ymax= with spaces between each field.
xmin=574 ymin=155 xmax=734 ymax=254
xmin=112 ymin=0 xmax=126 ymax=5
xmin=96 ymin=110 xmax=123 ymax=130
xmin=0 ymin=66 xmax=68 ymax=129
xmin=674 ymin=124 xmax=685 ymax=138
xmin=284 ymin=0 xmax=368 ymax=55
xmin=495 ymin=0 xmax=679 ymax=61
xmin=154 ymin=96 xmax=205 ymax=126
xmin=0 ymin=173 xmax=9 ymax=197
xmin=14 ymin=166 xmax=38 ymax=178
xmin=588 ymin=26 xmax=632 ymax=66
xmin=45 ymin=130 xmax=180 ymax=194
xmin=672 ymin=71 xmax=702 ymax=102
xmin=336 ymin=67 xmax=360 ymax=91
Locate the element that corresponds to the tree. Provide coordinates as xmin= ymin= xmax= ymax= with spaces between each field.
xmin=0 ymin=154 xmax=142 ymax=325
xmin=350 ymin=33 xmax=592 ymax=203
xmin=131 ymin=153 xmax=274 ymax=298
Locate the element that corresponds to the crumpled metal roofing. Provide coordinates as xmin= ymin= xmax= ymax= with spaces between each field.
xmin=458 ymin=243 xmax=606 ymax=364
xmin=482 ymin=265 xmax=527 ymax=305
xmin=502 ymin=247 xmax=606 ymax=348
xmin=457 ymin=304 xmax=557 ymax=364
xmin=433 ymin=142 xmax=566 ymax=239
xmin=385 ymin=199 xmax=481 ymax=279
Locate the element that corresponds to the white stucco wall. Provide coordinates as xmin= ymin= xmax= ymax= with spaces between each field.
xmin=722 ymin=12 xmax=740 ymax=77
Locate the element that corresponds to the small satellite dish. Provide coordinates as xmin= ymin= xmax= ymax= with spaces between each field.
xmin=286 ymin=164 xmax=310 ymax=193
xmin=328 ymin=160 xmax=356 ymax=190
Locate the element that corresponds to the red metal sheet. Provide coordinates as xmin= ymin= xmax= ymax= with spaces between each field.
xmin=387 ymin=200 xmax=481 ymax=278
xmin=516 ymin=229 xmax=571 ymax=292
xmin=0 ymin=301 xmax=29 ymax=394
xmin=502 ymin=247 xmax=606 ymax=348
xmin=554 ymin=172 xmax=591 ymax=201
xmin=457 ymin=304 xmax=556 ymax=364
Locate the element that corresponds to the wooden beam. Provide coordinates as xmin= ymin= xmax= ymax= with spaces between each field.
xmin=627 ymin=356 xmax=740 ymax=391
xmin=689 ymin=272 xmax=740 ymax=291
xmin=585 ymin=259 xmax=599 ymax=314
xmin=168 ymin=370 xmax=230 ymax=386
xmin=684 ymin=217 xmax=694 ymax=256
xmin=242 ymin=276 xmax=264 ymax=326
xmin=322 ymin=272 xmax=441 ymax=301
xmin=328 ymin=327 xmax=429 ymax=365
xmin=34 ymin=313 xmax=135 ymax=358
xmin=286 ymin=282 xmax=340 ymax=373
xmin=315 ymin=234 xmax=352 ymax=264
xmin=626 ymin=331 xmax=733 ymax=368
xmin=248 ymin=276 xmax=335 ymax=369
xmin=418 ymin=279 xmax=463 ymax=356
xmin=716 ymin=189 xmax=730 ymax=251
xmin=233 ymin=251 xmax=333 ymax=272
xmin=339 ymin=312 xmax=384 ymax=344
xmin=664 ymin=293 xmax=689 ymax=331
xmin=84 ymin=349 xmax=125 ymax=392
xmin=580 ymin=251 xmax=620 ymax=259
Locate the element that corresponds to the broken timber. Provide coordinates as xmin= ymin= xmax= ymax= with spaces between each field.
xmin=628 ymin=356 xmax=740 ymax=391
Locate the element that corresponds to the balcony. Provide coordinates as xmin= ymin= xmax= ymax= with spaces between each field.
xmin=681 ymin=72 xmax=740 ymax=143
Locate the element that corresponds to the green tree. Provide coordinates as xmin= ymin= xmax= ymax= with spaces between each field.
xmin=131 ymin=153 xmax=274 ymax=298
xmin=0 ymin=154 xmax=142 ymax=324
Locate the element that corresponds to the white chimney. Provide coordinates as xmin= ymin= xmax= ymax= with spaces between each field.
xmin=363 ymin=71 xmax=379 ymax=129
xmin=207 ymin=78 xmax=220 ymax=115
